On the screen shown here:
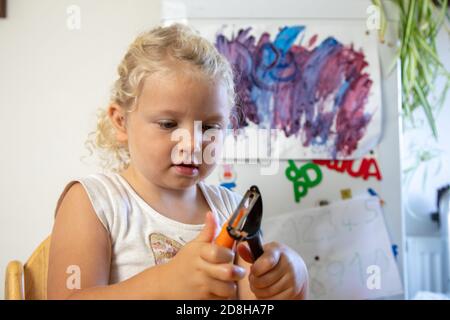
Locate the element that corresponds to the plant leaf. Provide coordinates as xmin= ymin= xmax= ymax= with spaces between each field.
xmin=413 ymin=82 xmax=438 ymax=139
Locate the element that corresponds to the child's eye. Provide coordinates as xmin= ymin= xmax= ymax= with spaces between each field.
xmin=203 ymin=124 xmax=222 ymax=131
xmin=157 ymin=120 xmax=177 ymax=130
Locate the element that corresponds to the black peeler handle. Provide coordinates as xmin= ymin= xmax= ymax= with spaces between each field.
xmin=247 ymin=230 xmax=264 ymax=261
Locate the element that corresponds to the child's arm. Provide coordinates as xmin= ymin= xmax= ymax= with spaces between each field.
xmin=48 ymin=184 xmax=244 ymax=299
xmin=47 ymin=182 xmax=169 ymax=299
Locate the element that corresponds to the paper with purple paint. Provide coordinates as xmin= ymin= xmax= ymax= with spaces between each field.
xmin=205 ymin=23 xmax=382 ymax=160
xmin=261 ymin=196 xmax=403 ymax=300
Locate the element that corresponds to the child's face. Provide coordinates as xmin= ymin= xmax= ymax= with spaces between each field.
xmin=118 ymin=69 xmax=230 ymax=190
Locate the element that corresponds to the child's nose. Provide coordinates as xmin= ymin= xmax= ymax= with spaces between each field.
xmin=178 ymin=122 xmax=202 ymax=161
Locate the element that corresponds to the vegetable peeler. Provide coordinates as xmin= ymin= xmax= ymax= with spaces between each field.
xmin=215 ymin=185 xmax=264 ymax=261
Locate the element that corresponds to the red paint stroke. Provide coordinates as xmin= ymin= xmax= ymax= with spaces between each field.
xmin=313 ymin=158 xmax=382 ymax=181
xmin=308 ymin=34 xmax=318 ymax=48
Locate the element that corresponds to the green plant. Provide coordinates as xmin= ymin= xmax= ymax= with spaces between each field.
xmin=375 ymin=0 xmax=450 ymax=139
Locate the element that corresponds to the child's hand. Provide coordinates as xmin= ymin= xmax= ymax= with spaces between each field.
xmin=162 ymin=211 xmax=246 ymax=299
xmin=237 ymin=242 xmax=308 ymax=300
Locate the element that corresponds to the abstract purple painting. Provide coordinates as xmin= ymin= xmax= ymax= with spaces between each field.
xmin=213 ymin=24 xmax=381 ymax=160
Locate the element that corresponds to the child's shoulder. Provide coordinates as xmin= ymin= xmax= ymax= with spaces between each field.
xmin=54 ymin=172 xmax=124 ymax=232
xmin=54 ymin=172 xmax=119 ymax=215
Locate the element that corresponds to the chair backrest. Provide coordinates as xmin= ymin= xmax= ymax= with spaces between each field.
xmin=5 ymin=236 xmax=51 ymax=300
xmin=5 ymin=260 xmax=24 ymax=300
xmin=17 ymin=236 xmax=51 ymax=300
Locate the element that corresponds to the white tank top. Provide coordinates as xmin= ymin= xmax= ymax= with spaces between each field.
xmin=55 ymin=172 xmax=243 ymax=284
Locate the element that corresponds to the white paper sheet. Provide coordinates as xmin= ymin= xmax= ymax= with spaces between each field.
xmin=261 ymin=195 xmax=403 ymax=299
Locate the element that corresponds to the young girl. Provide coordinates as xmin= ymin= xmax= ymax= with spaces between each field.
xmin=47 ymin=23 xmax=308 ymax=300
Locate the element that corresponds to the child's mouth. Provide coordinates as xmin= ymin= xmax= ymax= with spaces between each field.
xmin=172 ymin=163 xmax=200 ymax=176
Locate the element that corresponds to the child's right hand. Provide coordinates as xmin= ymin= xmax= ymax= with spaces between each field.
xmin=161 ymin=211 xmax=246 ymax=299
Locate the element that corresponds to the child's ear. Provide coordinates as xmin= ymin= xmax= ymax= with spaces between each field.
xmin=107 ymin=103 xmax=128 ymax=143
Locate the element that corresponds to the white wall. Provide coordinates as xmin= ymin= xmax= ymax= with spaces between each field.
xmin=435 ymin=28 xmax=450 ymax=157
xmin=0 ymin=0 xmax=161 ymax=299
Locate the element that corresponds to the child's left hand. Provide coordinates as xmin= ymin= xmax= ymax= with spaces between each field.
xmin=237 ymin=242 xmax=308 ymax=300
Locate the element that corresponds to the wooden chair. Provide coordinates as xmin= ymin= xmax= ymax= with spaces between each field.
xmin=4 ymin=236 xmax=51 ymax=300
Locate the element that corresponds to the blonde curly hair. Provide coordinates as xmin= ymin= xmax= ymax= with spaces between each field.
xmin=85 ymin=23 xmax=236 ymax=173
